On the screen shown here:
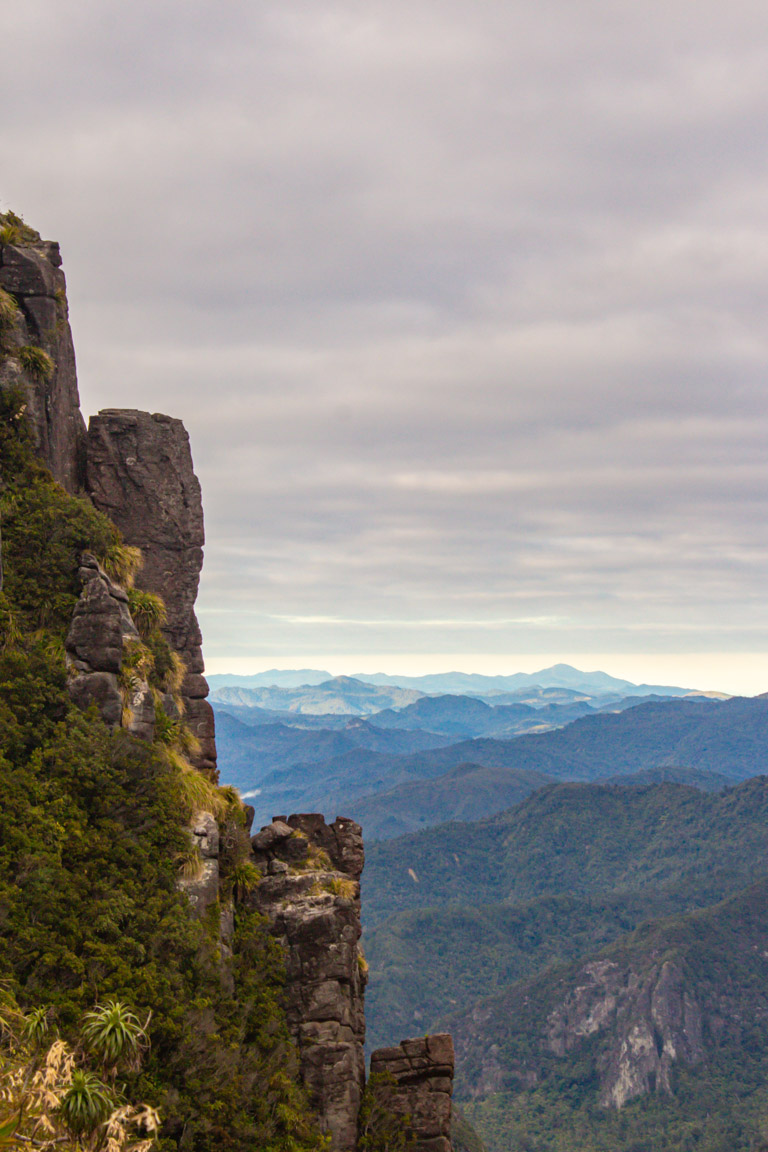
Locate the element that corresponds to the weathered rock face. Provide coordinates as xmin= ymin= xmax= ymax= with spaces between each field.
xmin=0 ymin=241 xmax=86 ymax=492
xmin=369 ymin=1034 xmax=455 ymax=1152
xmin=85 ymin=409 xmax=216 ymax=774
xmin=65 ymin=552 xmax=154 ymax=741
xmin=546 ymin=957 xmax=703 ymax=1108
xmin=249 ymin=814 xmax=367 ymax=1152
xmin=178 ymin=811 xmax=220 ymax=916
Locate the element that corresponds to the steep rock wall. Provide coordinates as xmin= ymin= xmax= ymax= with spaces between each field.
xmin=249 ymin=814 xmax=367 ymax=1152
xmin=86 ymin=408 xmax=216 ymax=775
xmin=545 ymin=957 xmax=703 ymax=1108
xmin=249 ymin=813 xmax=456 ymax=1152
xmin=0 ymin=239 xmax=86 ymax=492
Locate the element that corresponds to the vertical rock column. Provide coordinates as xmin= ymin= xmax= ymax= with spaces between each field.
xmin=65 ymin=552 xmax=155 ymax=740
xmin=85 ymin=409 xmax=216 ymax=775
xmin=0 ymin=239 xmax=86 ymax=492
xmin=248 ymin=814 xmax=367 ymax=1152
xmin=368 ymin=1034 xmax=455 ymax=1152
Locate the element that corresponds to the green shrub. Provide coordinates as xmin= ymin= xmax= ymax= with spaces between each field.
xmin=101 ymin=542 xmax=143 ymax=588
xmin=127 ymin=588 xmax=167 ymax=639
xmin=0 ymin=289 xmax=20 ymax=339
xmin=357 ymin=1072 xmax=409 ymax=1152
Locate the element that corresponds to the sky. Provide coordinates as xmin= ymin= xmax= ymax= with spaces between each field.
xmin=3 ymin=1 xmax=768 ymax=694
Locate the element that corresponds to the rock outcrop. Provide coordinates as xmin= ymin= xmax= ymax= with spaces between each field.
xmin=86 ymin=409 xmax=216 ymax=775
xmin=546 ymin=957 xmax=703 ymax=1108
xmin=369 ymin=1034 xmax=455 ymax=1152
xmin=178 ymin=811 xmax=220 ymax=916
xmin=249 ymin=814 xmax=367 ymax=1152
xmin=65 ymin=552 xmax=155 ymax=740
xmin=0 ymin=239 xmax=85 ymax=493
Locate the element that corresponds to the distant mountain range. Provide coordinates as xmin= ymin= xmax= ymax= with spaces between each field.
xmin=211 ymin=676 xmax=424 ymax=715
xmin=208 ymin=663 xmax=704 ymax=700
xmin=214 ymin=693 xmax=768 ymax=837
xmin=349 ymin=663 xmax=697 ymax=697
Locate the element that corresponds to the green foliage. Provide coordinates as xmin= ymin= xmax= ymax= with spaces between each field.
xmin=0 ymin=987 xmax=159 ymax=1151
xmin=452 ymin=1106 xmax=488 ymax=1152
xmin=0 ymin=419 xmax=117 ymax=635
xmin=0 ymin=289 xmax=20 ymax=338
xmin=60 ymin=1069 xmax=114 ymax=1135
xmin=127 ymin=589 xmax=167 ymax=641
xmin=18 ymin=344 xmax=55 ymax=381
xmin=228 ymin=861 xmax=262 ymax=903
xmin=81 ymin=1000 xmax=147 ymax=1071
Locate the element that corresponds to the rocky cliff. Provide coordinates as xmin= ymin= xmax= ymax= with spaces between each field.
xmin=447 ymin=876 xmax=768 ymax=1149
xmin=0 ymin=222 xmax=456 ymax=1152
xmin=0 ymin=229 xmax=85 ymax=493
xmin=86 ymin=408 xmax=216 ymax=774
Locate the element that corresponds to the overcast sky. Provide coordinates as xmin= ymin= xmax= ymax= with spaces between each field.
xmin=3 ymin=0 xmax=768 ymax=692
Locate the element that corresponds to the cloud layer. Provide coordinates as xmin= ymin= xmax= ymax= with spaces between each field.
xmin=3 ymin=1 xmax=768 ymax=673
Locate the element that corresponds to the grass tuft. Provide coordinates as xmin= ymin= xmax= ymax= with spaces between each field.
xmin=18 ymin=345 xmax=55 ymax=382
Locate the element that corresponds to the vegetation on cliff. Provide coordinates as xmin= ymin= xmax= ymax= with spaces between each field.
xmin=0 ymin=382 xmax=323 ymax=1149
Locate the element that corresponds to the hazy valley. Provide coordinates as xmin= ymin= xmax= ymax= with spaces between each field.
xmin=213 ymin=666 xmax=768 ymax=1150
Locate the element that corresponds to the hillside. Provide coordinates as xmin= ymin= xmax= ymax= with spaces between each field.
xmin=361 ymin=777 xmax=768 ymax=1057
xmin=362 ymin=776 xmax=768 ymax=924
xmin=348 ymin=761 xmax=554 ymax=840
xmin=449 ymin=878 xmax=768 ymax=1151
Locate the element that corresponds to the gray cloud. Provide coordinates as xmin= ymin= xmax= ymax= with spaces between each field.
xmin=3 ymin=0 xmax=768 ymax=675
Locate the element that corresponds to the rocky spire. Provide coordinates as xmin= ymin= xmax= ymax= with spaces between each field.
xmin=86 ymin=408 xmax=216 ymax=774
